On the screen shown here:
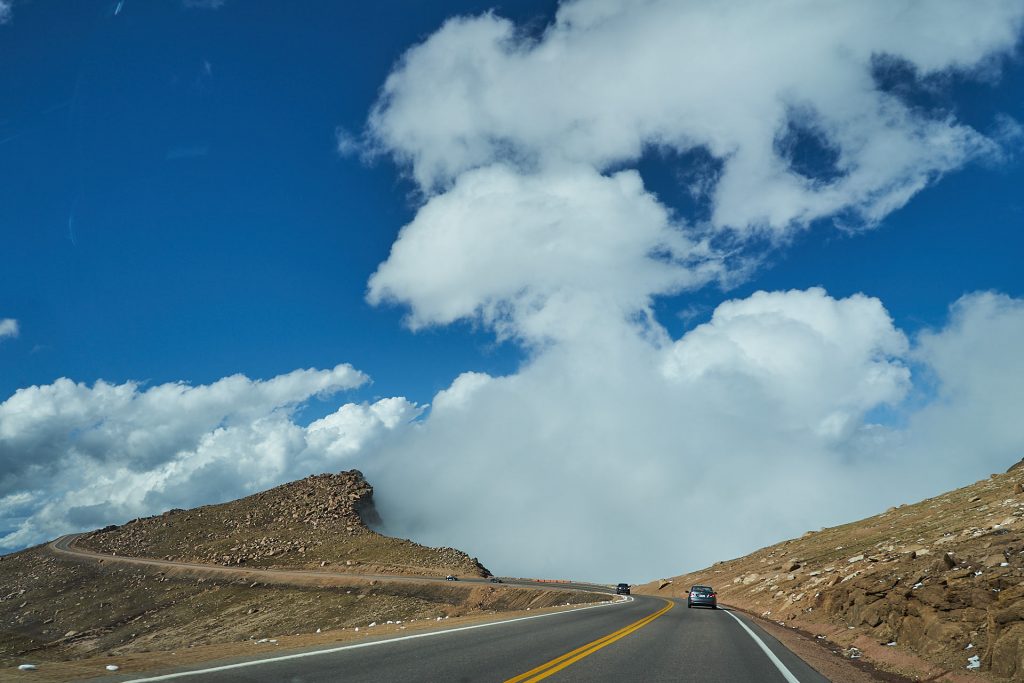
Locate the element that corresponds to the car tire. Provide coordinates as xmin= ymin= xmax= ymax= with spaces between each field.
xmin=711 ymin=605 xmax=717 ymax=609
xmin=687 ymin=602 xmax=691 ymax=608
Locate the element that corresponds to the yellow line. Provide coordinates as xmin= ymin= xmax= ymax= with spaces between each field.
xmin=504 ymin=600 xmax=674 ymax=683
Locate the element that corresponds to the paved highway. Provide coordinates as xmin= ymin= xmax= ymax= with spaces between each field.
xmin=90 ymin=595 xmax=829 ymax=682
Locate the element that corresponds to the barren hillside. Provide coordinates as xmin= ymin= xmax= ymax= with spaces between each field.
xmin=77 ymin=470 xmax=488 ymax=577
xmin=639 ymin=462 xmax=1024 ymax=681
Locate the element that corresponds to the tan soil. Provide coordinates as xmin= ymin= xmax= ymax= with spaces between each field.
xmin=638 ymin=462 xmax=1024 ymax=681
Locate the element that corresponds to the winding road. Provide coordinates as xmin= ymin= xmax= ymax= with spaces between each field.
xmin=49 ymin=535 xmax=830 ymax=682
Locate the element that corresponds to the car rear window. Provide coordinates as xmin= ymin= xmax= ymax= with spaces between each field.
xmin=691 ymin=585 xmax=713 ymax=592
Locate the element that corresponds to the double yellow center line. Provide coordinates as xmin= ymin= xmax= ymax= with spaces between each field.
xmin=504 ymin=600 xmax=674 ymax=682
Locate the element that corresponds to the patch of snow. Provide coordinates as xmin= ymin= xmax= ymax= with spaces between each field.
xmin=106 ymin=665 xmax=120 ymax=671
xmin=18 ymin=664 xmax=37 ymax=671
xmin=967 ymin=655 xmax=981 ymax=670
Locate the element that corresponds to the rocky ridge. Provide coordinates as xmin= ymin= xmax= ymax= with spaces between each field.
xmin=641 ymin=462 xmax=1024 ymax=681
xmin=78 ymin=470 xmax=488 ymax=577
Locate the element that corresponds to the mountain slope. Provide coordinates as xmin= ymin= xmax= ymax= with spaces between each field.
xmin=77 ymin=470 xmax=488 ymax=577
xmin=640 ymin=463 xmax=1024 ymax=680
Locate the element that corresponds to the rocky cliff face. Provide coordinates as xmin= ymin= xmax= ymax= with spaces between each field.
xmin=643 ymin=464 xmax=1024 ymax=680
xmin=78 ymin=470 xmax=490 ymax=578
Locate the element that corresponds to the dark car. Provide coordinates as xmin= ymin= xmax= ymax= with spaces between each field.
xmin=445 ymin=575 xmax=458 ymax=581
xmin=490 ymin=577 xmax=503 ymax=583
xmin=687 ymin=585 xmax=717 ymax=608
xmin=615 ymin=583 xmax=630 ymax=595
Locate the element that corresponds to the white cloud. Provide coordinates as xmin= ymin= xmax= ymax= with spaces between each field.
xmin=368 ymin=164 xmax=719 ymax=344
xmin=878 ymin=292 xmax=1024 ymax=487
xmin=0 ymin=1 xmax=10 ymax=24
xmin=0 ymin=319 xmax=17 ymax=340
xmin=364 ymin=0 xmax=1022 ymax=352
xmin=662 ymin=288 xmax=910 ymax=438
xmin=0 ymin=364 xmax=420 ymax=550
xmin=362 ymin=289 xmax=1024 ymax=581
xmin=369 ymin=0 xmax=1020 ymax=234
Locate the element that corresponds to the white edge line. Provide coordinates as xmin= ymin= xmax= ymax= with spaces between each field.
xmin=123 ymin=595 xmax=633 ymax=682
xmin=722 ymin=609 xmax=801 ymax=683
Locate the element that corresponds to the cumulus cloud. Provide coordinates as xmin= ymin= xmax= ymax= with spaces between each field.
xmin=877 ymin=293 xmax=1024 ymax=488
xmin=0 ymin=319 xmax=17 ymax=340
xmin=362 ymin=289 xmax=1024 ymax=580
xmin=369 ymin=0 xmax=1021 ymax=235
xmin=0 ymin=365 xmax=420 ymax=550
xmin=368 ymin=164 xmax=720 ymax=344
xmin=0 ymin=1 xmax=10 ymax=24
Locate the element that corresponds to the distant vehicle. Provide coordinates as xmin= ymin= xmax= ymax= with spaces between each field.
xmin=615 ymin=583 xmax=630 ymax=595
xmin=490 ymin=577 xmax=503 ymax=583
xmin=687 ymin=585 xmax=717 ymax=609
xmin=446 ymin=575 xmax=458 ymax=581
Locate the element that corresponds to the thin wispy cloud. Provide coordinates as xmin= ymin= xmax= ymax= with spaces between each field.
xmin=182 ymin=0 xmax=227 ymax=9
xmin=0 ymin=319 xmax=19 ymax=340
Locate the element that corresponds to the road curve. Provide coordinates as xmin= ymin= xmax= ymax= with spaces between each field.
xmin=51 ymin=537 xmax=830 ymax=682
xmin=77 ymin=595 xmax=829 ymax=683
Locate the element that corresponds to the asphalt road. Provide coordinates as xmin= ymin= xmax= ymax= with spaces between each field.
xmin=95 ymin=595 xmax=830 ymax=683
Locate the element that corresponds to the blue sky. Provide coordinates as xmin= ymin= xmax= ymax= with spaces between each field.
xmin=2 ymin=0 xmax=559 ymax=404
xmin=2 ymin=0 xmax=1024 ymax=580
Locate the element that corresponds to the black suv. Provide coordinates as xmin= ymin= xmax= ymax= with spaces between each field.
xmin=615 ymin=583 xmax=630 ymax=595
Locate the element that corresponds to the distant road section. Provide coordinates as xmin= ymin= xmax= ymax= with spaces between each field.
xmin=49 ymin=532 xmax=569 ymax=593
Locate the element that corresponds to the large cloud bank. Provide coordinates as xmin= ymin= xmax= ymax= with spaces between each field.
xmin=4 ymin=292 xmax=1023 ymax=581
xmin=364 ymin=291 xmax=1024 ymax=580
xmin=3 ymin=0 xmax=1024 ymax=581
xmin=359 ymin=0 xmax=1024 ymax=579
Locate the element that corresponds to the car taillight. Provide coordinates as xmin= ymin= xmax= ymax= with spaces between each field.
xmin=710 ymin=593 xmax=717 ymax=598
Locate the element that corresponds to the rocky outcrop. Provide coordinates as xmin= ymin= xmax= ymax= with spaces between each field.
xmin=78 ymin=470 xmax=490 ymax=578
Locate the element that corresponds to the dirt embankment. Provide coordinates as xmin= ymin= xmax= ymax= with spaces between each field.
xmin=639 ymin=464 xmax=1024 ymax=681
xmin=0 ymin=544 xmax=601 ymax=681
